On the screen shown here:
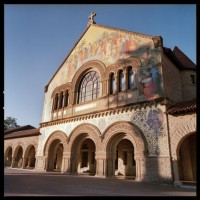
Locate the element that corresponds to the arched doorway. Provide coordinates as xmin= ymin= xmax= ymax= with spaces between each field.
xmin=115 ymin=139 xmax=136 ymax=178
xmin=103 ymin=122 xmax=148 ymax=180
xmin=79 ymin=138 xmax=96 ymax=174
xmin=69 ymin=124 xmax=101 ymax=175
xmin=47 ymin=140 xmax=63 ymax=172
xmin=4 ymin=147 xmax=12 ymax=167
xmin=24 ymin=145 xmax=36 ymax=169
xmin=14 ymin=146 xmax=23 ymax=168
xmin=178 ymin=132 xmax=196 ymax=183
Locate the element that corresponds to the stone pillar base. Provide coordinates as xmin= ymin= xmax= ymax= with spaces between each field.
xmin=174 ymin=180 xmax=182 ymax=187
xmin=95 ymin=174 xmax=106 ymax=178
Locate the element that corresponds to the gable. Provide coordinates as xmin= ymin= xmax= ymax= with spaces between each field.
xmin=47 ymin=24 xmax=161 ymax=92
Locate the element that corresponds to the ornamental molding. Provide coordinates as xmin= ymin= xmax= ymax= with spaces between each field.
xmin=92 ymin=23 xmax=155 ymax=40
xmin=43 ymin=130 xmax=68 ymax=156
xmin=41 ymin=97 xmax=167 ymax=128
xmin=104 ymin=56 xmax=142 ymax=80
xmin=71 ymin=60 xmax=106 ymax=91
xmin=101 ymin=121 xmax=148 ymax=157
xmin=67 ymin=123 xmax=102 ymax=151
xmin=51 ymin=83 xmax=72 ymax=98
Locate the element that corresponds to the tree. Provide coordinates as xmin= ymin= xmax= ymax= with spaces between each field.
xmin=4 ymin=116 xmax=20 ymax=130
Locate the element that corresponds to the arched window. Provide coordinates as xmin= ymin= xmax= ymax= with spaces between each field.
xmin=64 ymin=90 xmax=69 ymax=107
xmin=127 ymin=67 xmax=134 ymax=90
xmin=110 ymin=73 xmax=115 ymax=94
xmin=78 ymin=71 xmax=100 ymax=103
xmin=118 ymin=70 xmax=124 ymax=92
xmin=59 ymin=92 xmax=64 ymax=109
xmin=53 ymin=93 xmax=58 ymax=110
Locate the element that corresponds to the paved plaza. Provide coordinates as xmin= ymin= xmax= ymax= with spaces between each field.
xmin=4 ymin=168 xmax=196 ymax=197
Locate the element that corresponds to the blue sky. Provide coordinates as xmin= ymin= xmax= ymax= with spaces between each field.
xmin=4 ymin=4 xmax=196 ymax=128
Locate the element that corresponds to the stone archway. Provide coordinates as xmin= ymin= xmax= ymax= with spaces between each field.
xmin=4 ymin=146 xmax=12 ymax=167
xmin=78 ymin=138 xmax=96 ymax=174
xmin=13 ymin=146 xmax=23 ymax=168
xmin=169 ymin=114 xmax=196 ymax=186
xmin=102 ymin=121 xmax=148 ymax=180
xmin=44 ymin=131 xmax=68 ymax=172
xmin=68 ymin=123 xmax=101 ymax=175
xmin=23 ymin=145 xmax=36 ymax=169
xmin=115 ymin=139 xmax=136 ymax=177
xmin=177 ymin=132 xmax=196 ymax=183
xmin=71 ymin=60 xmax=106 ymax=103
xmin=47 ymin=141 xmax=63 ymax=172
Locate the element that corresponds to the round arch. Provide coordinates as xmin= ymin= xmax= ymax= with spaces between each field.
xmin=23 ymin=145 xmax=36 ymax=169
xmin=68 ymin=123 xmax=102 ymax=152
xmin=4 ymin=146 xmax=13 ymax=166
xmin=102 ymin=121 xmax=148 ymax=157
xmin=43 ymin=131 xmax=68 ymax=156
xmin=177 ymin=132 xmax=196 ymax=182
xmin=68 ymin=123 xmax=102 ymax=174
xmin=13 ymin=145 xmax=23 ymax=168
xmin=102 ymin=121 xmax=148 ymax=178
xmin=104 ymin=56 xmax=142 ymax=81
xmin=43 ymin=131 xmax=68 ymax=172
xmin=170 ymin=116 xmax=196 ymax=160
xmin=71 ymin=60 xmax=106 ymax=104
xmin=12 ymin=142 xmax=25 ymax=156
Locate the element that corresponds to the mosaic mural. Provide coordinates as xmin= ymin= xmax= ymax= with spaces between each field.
xmin=62 ymin=26 xmax=159 ymax=82
xmin=147 ymin=108 xmax=164 ymax=132
xmin=131 ymin=108 xmax=166 ymax=156
xmin=138 ymin=66 xmax=163 ymax=100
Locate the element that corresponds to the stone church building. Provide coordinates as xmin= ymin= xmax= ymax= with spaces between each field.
xmin=4 ymin=14 xmax=196 ymax=186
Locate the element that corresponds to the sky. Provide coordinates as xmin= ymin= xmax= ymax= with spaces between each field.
xmin=4 ymin=4 xmax=196 ymax=128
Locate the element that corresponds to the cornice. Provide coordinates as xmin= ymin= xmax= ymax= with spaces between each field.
xmin=40 ymin=97 xmax=167 ymax=128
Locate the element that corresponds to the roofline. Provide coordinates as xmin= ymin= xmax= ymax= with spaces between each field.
xmin=163 ymin=47 xmax=196 ymax=71
xmin=92 ymin=23 xmax=156 ymax=40
xmin=44 ymin=23 xmax=161 ymax=92
xmin=165 ymin=100 xmax=196 ymax=115
xmin=4 ymin=132 xmax=41 ymax=140
xmin=4 ymin=125 xmax=36 ymax=134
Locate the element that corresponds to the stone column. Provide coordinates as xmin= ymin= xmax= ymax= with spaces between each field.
xmin=135 ymin=157 xmax=145 ymax=181
xmin=95 ymin=152 xmax=107 ymax=177
xmin=34 ymin=156 xmax=46 ymax=172
xmin=18 ymin=157 xmax=23 ymax=168
xmin=114 ymin=74 xmax=118 ymax=94
xmin=172 ymin=157 xmax=182 ymax=186
xmin=22 ymin=157 xmax=28 ymax=169
xmin=102 ymin=79 xmax=107 ymax=96
xmin=123 ymin=69 xmax=127 ymax=91
xmin=69 ymin=90 xmax=74 ymax=105
xmin=11 ymin=157 xmax=16 ymax=168
xmin=62 ymin=152 xmax=71 ymax=174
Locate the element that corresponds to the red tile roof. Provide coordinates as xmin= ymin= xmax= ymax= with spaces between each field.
xmin=4 ymin=125 xmax=36 ymax=135
xmin=165 ymin=101 xmax=196 ymax=114
xmin=163 ymin=46 xmax=196 ymax=70
xmin=173 ymin=46 xmax=196 ymax=69
xmin=4 ymin=128 xmax=41 ymax=139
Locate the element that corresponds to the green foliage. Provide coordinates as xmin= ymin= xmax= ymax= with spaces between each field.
xmin=4 ymin=116 xmax=20 ymax=130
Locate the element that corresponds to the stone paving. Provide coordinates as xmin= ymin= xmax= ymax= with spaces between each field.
xmin=4 ymin=168 xmax=196 ymax=196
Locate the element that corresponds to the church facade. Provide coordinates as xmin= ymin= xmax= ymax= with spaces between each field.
xmin=4 ymin=15 xmax=196 ymax=186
